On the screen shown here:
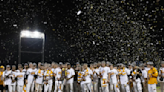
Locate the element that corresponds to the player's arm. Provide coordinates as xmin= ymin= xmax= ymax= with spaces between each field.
xmin=159 ymin=68 xmax=162 ymax=77
xmin=116 ymin=75 xmax=120 ymax=84
xmin=53 ymin=70 xmax=57 ymax=77
xmin=108 ymin=72 xmax=111 ymax=82
xmin=44 ymin=72 xmax=46 ymax=80
xmin=71 ymin=69 xmax=75 ymax=79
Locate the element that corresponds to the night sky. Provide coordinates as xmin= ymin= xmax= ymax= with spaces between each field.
xmin=0 ymin=0 xmax=164 ymax=65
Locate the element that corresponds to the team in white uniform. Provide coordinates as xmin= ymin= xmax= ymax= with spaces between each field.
xmin=1 ymin=61 xmax=163 ymax=92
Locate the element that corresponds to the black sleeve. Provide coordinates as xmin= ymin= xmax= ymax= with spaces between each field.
xmin=25 ymin=74 xmax=28 ymax=80
xmin=15 ymin=77 xmax=17 ymax=81
xmin=34 ymin=75 xmax=37 ymax=79
xmin=139 ymin=69 xmax=142 ymax=73
xmin=129 ymin=70 xmax=133 ymax=79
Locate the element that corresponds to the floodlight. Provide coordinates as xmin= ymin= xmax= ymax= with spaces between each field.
xmin=21 ymin=30 xmax=30 ymax=37
xmin=20 ymin=30 xmax=44 ymax=39
xmin=19 ymin=30 xmax=45 ymax=64
xmin=33 ymin=31 xmax=40 ymax=38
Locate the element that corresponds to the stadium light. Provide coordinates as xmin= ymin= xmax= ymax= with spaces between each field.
xmin=20 ymin=30 xmax=44 ymax=39
xmin=19 ymin=30 xmax=45 ymax=64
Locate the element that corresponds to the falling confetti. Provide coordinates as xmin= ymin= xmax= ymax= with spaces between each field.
xmin=0 ymin=0 xmax=163 ymax=65
xmin=77 ymin=10 xmax=82 ymax=15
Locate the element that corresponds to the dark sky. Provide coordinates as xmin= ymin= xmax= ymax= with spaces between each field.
xmin=0 ymin=0 xmax=83 ymax=64
xmin=0 ymin=0 xmax=164 ymax=65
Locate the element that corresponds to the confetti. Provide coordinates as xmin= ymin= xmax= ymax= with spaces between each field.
xmin=0 ymin=0 xmax=163 ymax=65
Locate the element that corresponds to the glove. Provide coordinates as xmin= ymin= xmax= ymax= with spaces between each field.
xmin=160 ymin=77 xmax=163 ymax=81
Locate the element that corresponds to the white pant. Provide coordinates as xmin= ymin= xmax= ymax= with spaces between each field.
xmin=6 ymin=85 xmax=12 ymax=92
xmin=17 ymin=85 xmax=23 ymax=92
xmin=35 ymin=83 xmax=43 ymax=92
xmin=11 ymin=85 xmax=16 ymax=92
xmin=121 ymin=84 xmax=130 ymax=92
xmin=26 ymin=82 xmax=35 ymax=92
xmin=54 ymin=81 xmax=65 ymax=92
xmin=101 ymin=79 xmax=109 ymax=92
xmin=148 ymin=84 xmax=156 ymax=92
xmin=66 ymin=83 xmax=73 ymax=92
xmin=44 ymin=83 xmax=52 ymax=92
xmin=93 ymin=82 xmax=98 ymax=92
xmin=54 ymin=81 xmax=59 ymax=92
xmin=133 ymin=81 xmax=142 ymax=92
xmin=110 ymin=83 xmax=120 ymax=92
xmin=82 ymin=83 xmax=91 ymax=92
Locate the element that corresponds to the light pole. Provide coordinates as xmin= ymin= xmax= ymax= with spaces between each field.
xmin=18 ymin=30 xmax=45 ymax=64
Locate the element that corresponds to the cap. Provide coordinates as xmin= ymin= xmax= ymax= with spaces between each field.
xmin=40 ymin=63 xmax=44 ymax=66
xmin=117 ymin=63 xmax=121 ymax=66
xmin=161 ymin=61 xmax=164 ymax=64
xmin=59 ymin=62 xmax=63 ymax=65
xmin=147 ymin=62 xmax=154 ymax=65
xmin=67 ymin=63 xmax=70 ymax=65
xmin=6 ymin=65 xmax=10 ymax=68
xmin=94 ymin=62 xmax=97 ymax=65
xmin=106 ymin=62 xmax=112 ymax=65
xmin=139 ymin=64 xmax=144 ymax=67
xmin=24 ymin=63 xmax=28 ymax=66
xmin=33 ymin=63 xmax=37 ymax=66
xmin=76 ymin=62 xmax=80 ymax=65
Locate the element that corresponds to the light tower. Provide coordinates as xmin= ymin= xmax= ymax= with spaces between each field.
xmin=19 ymin=30 xmax=45 ymax=64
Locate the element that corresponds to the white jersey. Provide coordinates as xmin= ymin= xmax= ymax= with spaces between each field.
xmin=83 ymin=68 xmax=93 ymax=83
xmin=110 ymin=69 xmax=118 ymax=84
xmin=51 ymin=68 xmax=55 ymax=72
xmin=67 ymin=68 xmax=75 ymax=84
xmin=54 ymin=67 xmax=61 ymax=80
xmin=118 ymin=68 xmax=129 ymax=84
xmin=27 ymin=68 xmax=37 ymax=83
xmin=141 ymin=69 xmax=147 ymax=82
xmin=145 ymin=67 xmax=150 ymax=72
xmin=44 ymin=70 xmax=53 ymax=79
xmin=35 ymin=69 xmax=44 ymax=84
xmin=16 ymin=71 xmax=25 ymax=86
xmin=4 ymin=70 xmax=12 ymax=85
xmin=100 ymin=67 xmax=110 ymax=79
xmin=10 ymin=71 xmax=17 ymax=85
xmin=77 ymin=71 xmax=83 ymax=83
xmin=93 ymin=68 xmax=99 ymax=82
xmin=23 ymin=69 xmax=27 ymax=73
xmin=44 ymin=69 xmax=53 ymax=84
xmin=159 ymin=67 xmax=164 ymax=76
xmin=16 ymin=70 xmax=20 ymax=73
xmin=127 ymin=68 xmax=133 ymax=75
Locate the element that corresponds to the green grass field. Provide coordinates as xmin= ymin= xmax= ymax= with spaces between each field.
xmin=157 ymin=86 xmax=160 ymax=92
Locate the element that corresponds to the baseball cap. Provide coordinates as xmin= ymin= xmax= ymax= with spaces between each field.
xmin=76 ymin=62 xmax=80 ymax=65
xmin=59 ymin=62 xmax=63 ymax=65
xmin=6 ymin=65 xmax=10 ymax=68
xmin=161 ymin=61 xmax=164 ymax=64
xmin=33 ymin=63 xmax=37 ymax=66
xmin=147 ymin=62 xmax=154 ymax=65
xmin=40 ymin=63 xmax=44 ymax=66
xmin=24 ymin=63 xmax=28 ymax=66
